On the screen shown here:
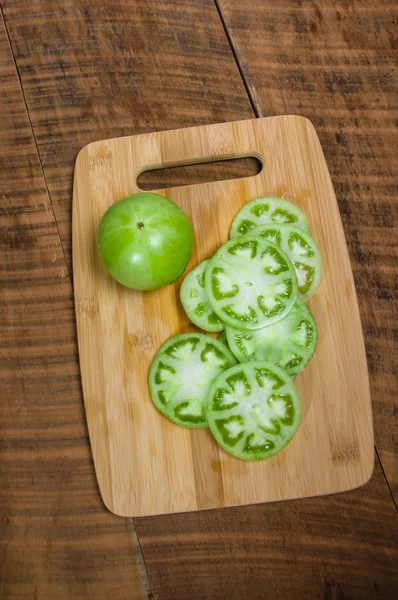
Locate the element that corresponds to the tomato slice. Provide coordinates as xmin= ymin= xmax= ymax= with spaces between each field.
xmin=206 ymin=361 xmax=302 ymax=460
xmin=247 ymin=223 xmax=321 ymax=300
xmin=230 ymin=197 xmax=310 ymax=239
xmin=218 ymin=330 xmax=228 ymax=345
xmin=226 ymin=300 xmax=318 ymax=377
xmin=149 ymin=333 xmax=237 ymax=428
xmin=180 ymin=260 xmax=225 ymax=332
xmin=205 ymin=236 xmax=298 ymax=330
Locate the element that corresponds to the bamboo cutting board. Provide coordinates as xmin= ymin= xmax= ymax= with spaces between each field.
xmin=73 ymin=116 xmax=374 ymax=517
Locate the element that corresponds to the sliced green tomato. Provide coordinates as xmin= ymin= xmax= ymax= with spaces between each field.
xmin=226 ymin=300 xmax=318 ymax=377
xmin=180 ymin=260 xmax=225 ymax=332
xmin=205 ymin=236 xmax=298 ymax=330
xmin=247 ymin=224 xmax=321 ymax=300
xmin=149 ymin=333 xmax=237 ymax=428
xmin=206 ymin=361 xmax=302 ymax=460
xmin=230 ymin=197 xmax=310 ymax=239
xmin=218 ymin=331 xmax=228 ymax=345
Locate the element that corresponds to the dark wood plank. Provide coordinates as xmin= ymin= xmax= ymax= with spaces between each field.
xmin=216 ymin=0 xmax=398 ymax=501
xmin=1 ymin=0 xmax=254 ymax=269
xmin=136 ymin=458 xmax=398 ymax=600
xmin=0 ymin=15 xmax=150 ymax=600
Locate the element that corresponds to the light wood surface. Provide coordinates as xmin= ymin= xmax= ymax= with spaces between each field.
xmin=73 ymin=116 xmax=373 ymax=517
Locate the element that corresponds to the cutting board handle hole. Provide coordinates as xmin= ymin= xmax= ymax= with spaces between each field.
xmin=137 ymin=156 xmax=262 ymax=191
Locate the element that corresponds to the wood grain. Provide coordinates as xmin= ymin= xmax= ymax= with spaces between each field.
xmin=136 ymin=456 xmax=398 ymax=599
xmin=217 ymin=0 xmax=398 ymax=502
xmin=73 ymin=116 xmax=373 ymax=517
xmin=1 ymin=0 xmax=253 ymax=269
xmin=0 ymin=14 xmax=149 ymax=600
xmin=2 ymin=0 xmax=397 ymax=596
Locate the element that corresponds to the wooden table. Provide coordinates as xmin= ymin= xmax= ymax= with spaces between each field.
xmin=1 ymin=1 xmax=397 ymax=598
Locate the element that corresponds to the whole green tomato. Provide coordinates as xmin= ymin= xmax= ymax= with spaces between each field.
xmin=98 ymin=192 xmax=194 ymax=290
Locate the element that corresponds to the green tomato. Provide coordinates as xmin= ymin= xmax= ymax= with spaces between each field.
xmin=206 ymin=361 xmax=302 ymax=460
xmin=149 ymin=333 xmax=237 ymax=428
xmin=98 ymin=192 xmax=194 ymax=290
xmin=180 ymin=260 xmax=225 ymax=332
xmin=226 ymin=300 xmax=318 ymax=377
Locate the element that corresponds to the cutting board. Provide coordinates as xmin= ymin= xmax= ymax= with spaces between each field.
xmin=73 ymin=116 xmax=374 ymax=517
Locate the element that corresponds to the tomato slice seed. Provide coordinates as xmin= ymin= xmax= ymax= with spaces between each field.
xmin=247 ymin=223 xmax=322 ymax=300
xmin=206 ymin=361 xmax=302 ymax=460
xmin=205 ymin=237 xmax=298 ymax=330
xmin=149 ymin=333 xmax=237 ymax=428
xmin=230 ymin=197 xmax=310 ymax=239
xmin=226 ymin=300 xmax=318 ymax=377
xmin=180 ymin=260 xmax=225 ymax=332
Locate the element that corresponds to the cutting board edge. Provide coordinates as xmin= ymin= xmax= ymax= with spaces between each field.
xmin=106 ymin=457 xmax=375 ymax=518
xmin=73 ymin=114 xmax=317 ymax=168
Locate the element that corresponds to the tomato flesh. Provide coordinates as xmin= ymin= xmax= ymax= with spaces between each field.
xmin=149 ymin=333 xmax=236 ymax=428
xmin=230 ymin=197 xmax=309 ymax=239
xmin=206 ymin=361 xmax=302 ymax=460
xmin=205 ymin=237 xmax=298 ymax=330
xmin=218 ymin=331 xmax=228 ymax=345
xmin=226 ymin=300 xmax=318 ymax=377
xmin=180 ymin=260 xmax=225 ymax=332
xmin=247 ymin=224 xmax=322 ymax=300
